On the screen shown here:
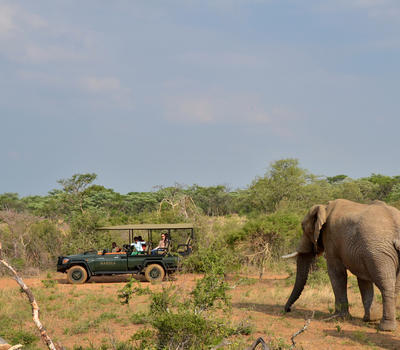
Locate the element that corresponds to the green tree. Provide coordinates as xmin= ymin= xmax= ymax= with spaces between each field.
xmin=326 ymin=174 xmax=348 ymax=184
xmin=362 ymin=174 xmax=400 ymax=201
xmin=0 ymin=193 xmax=25 ymax=211
xmin=248 ymin=158 xmax=308 ymax=213
xmin=56 ymin=173 xmax=97 ymax=215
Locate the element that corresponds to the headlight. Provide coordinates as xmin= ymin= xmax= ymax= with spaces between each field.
xmin=62 ymin=258 xmax=70 ymax=264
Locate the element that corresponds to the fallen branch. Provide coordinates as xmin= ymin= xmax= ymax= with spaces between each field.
xmin=322 ymin=314 xmax=341 ymax=322
xmin=246 ymin=337 xmax=270 ymax=350
xmin=9 ymin=345 xmax=23 ymax=350
xmin=210 ymin=339 xmax=232 ymax=350
xmin=289 ymin=311 xmax=314 ymax=349
xmin=0 ymin=242 xmax=60 ymax=350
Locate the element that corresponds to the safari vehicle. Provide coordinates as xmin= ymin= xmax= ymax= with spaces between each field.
xmin=57 ymin=223 xmax=194 ymax=284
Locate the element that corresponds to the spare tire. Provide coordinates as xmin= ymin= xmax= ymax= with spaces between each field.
xmin=144 ymin=264 xmax=165 ymax=283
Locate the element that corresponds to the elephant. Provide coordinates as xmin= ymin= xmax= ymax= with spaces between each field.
xmin=283 ymin=199 xmax=400 ymax=331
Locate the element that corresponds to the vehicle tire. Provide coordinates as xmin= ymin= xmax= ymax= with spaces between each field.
xmin=144 ymin=264 xmax=165 ymax=283
xmin=67 ymin=265 xmax=88 ymax=284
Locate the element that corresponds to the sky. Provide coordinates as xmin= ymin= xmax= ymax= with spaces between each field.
xmin=1 ymin=0 xmax=400 ymax=196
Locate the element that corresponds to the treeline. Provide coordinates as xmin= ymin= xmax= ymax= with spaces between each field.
xmin=2 ymin=159 xmax=400 ymax=218
xmin=1 ymin=158 xmax=400 ymax=272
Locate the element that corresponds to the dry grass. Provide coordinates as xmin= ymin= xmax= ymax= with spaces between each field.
xmin=0 ymin=271 xmax=400 ymax=349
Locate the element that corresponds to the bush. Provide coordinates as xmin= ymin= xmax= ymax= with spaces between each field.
xmin=182 ymin=242 xmax=238 ymax=275
xmin=227 ymin=211 xmax=301 ymax=259
xmin=123 ymin=267 xmax=232 ymax=349
xmin=152 ymin=311 xmax=228 ymax=349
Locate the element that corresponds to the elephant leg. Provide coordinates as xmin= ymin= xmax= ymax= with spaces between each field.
xmin=327 ymin=260 xmax=349 ymax=317
xmin=375 ymin=278 xmax=397 ymax=331
xmin=395 ymin=273 xmax=400 ymax=296
xmin=357 ymin=278 xmax=379 ymax=322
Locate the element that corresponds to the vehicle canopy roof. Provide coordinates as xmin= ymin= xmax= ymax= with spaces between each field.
xmin=97 ymin=223 xmax=194 ymax=230
xmin=97 ymin=223 xmax=194 ymax=245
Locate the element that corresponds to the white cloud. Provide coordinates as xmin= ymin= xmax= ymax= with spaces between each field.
xmin=79 ymin=76 xmax=134 ymax=109
xmin=316 ymin=0 xmax=400 ymax=19
xmin=180 ymin=0 xmax=270 ymax=13
xmin=165 ymin=93 xmax=297 ymax=136
xmin=80 ymin=76 xmax=122 ymax=93
xmin=0 ymin=2 xmax=47 ymax=39
xmin=22 ymin=44 xmax=84 ymax=63
xmin=0 ymin=1 xmax=90 ymax=64
xmin=176 ymin=51 xmax=267 ymax=69
xmin=0 ymin=3 xmax=16 ymax=37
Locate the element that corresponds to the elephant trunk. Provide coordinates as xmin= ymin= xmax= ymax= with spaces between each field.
xmin=284 ymin=252 xmax=315 ymax=312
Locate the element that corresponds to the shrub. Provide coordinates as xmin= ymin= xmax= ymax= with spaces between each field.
xmin=124 ymin=267 xmax=231 ymax=349
xmin=182 ymin=242 xmax=238 ymax=275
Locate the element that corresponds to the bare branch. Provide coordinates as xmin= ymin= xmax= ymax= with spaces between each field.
xmin=246 ymin=337 xmax=270 ymax=350
xmin=8 ymin=345 xmax=23 ymax=350
xmin=0 ymin=242 xmax=60 ymax=350
xmin=289 ymin=311 xmax=315 ymax=349
xmin=210 ymin=339 xmax=232 ymax=350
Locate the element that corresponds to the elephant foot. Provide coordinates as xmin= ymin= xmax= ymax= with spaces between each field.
xmin=362 ymin=311 xmax=380 ymax=322
xmin=379 ymin=319 xmax=397 ymax=331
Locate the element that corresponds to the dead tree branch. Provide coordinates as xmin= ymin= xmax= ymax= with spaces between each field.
xmin=289 ymin=311 xmax=315 ymax=349
xmin=246 ymin=337 xmax=270 ymax=350
xmin=0 ymin=242 xmax=60 ymax=350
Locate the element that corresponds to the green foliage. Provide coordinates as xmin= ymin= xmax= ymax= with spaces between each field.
xmin=187 ymin=184 xmax=233 ymax=216
xmin=9 ymin=329 xmax=38 ymax=346
xmin=182 ymin=242 xmax=237 ymax=275
xmin=228 ymin=211 xmax=301 ymax=259
xmin=122 ymin=265 xmax=231 ymax=349
xmin=152 ymin=310 xmax=228 ymax=349
xmin=326 ymin=175 xmax=348 ymax=184
xmin=247 ymin=159 xmax=309 ymax=213
xmin=129 ymin=312 xmax=149 ymax=325
xmin=149 ymin=285 xmax=178 ymax=314
xmin=0 ymin=193 xmax=25 ymax=211
xmin=3 ymin=159 xmax=400 ymax=275
xmin=41 ymin=278 xmax=58 ymax=289
xmin=233 ymin=320 xmax=254 ymax=335
xmin=307 ymin=256 xmax=330 ymax=287
xmin=191 ymin=273 xmax=230 ymax=312
xmin=0 ymin=316 xmax=38 ymax=346
xmin=118 ymin=278 xmax=151 ymax=305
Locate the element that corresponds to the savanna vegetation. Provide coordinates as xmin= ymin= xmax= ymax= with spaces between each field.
xmin=2 ymin=158 xmax=400 ymax=349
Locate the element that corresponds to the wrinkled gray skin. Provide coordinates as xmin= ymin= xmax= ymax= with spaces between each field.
xmin=284 ymin=199 xmax=400 ymax=331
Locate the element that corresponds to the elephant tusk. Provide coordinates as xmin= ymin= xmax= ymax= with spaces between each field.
xmin=281 ymin=252 xmax=299 ymax=259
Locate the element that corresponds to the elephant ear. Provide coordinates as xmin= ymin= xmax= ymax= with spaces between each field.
xmin=298 ymin=205 xmax=327 ymax=254
xmin=312 ymin=205 xmax=327 ymax=244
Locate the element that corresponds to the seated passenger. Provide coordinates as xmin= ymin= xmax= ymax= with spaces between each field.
xmin=131 ymin=236 xmax=143 ymax=255
xmin=151 ymin=233 xmax=169 ymax=255
xmin=111 ymin=242 xmax=119 ymax=252
xmin=138 ymin=235 xmax=146 ymax=251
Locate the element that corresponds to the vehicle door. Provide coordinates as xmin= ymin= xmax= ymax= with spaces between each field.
xmin=93 ymin=252 xmax=128 ymax=272
xmin=127 ymin=252 xmax=146 ymax=272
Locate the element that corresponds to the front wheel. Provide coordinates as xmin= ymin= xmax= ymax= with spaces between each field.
xmin=67 ymin=265 xmax=88 ymax=284
xmin=144 ymin=264 xmax=165 ymax=283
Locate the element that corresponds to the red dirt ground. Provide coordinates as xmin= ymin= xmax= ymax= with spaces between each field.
xmin=1 ymin=272 xmax=400 ymax=349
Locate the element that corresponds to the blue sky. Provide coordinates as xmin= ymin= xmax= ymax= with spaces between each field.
xmin=1 ymin=0 xmax=400 ymax=195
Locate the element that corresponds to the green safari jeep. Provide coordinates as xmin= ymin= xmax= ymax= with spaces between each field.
xmin=57 ymin=223 xmax=193 ymax=284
